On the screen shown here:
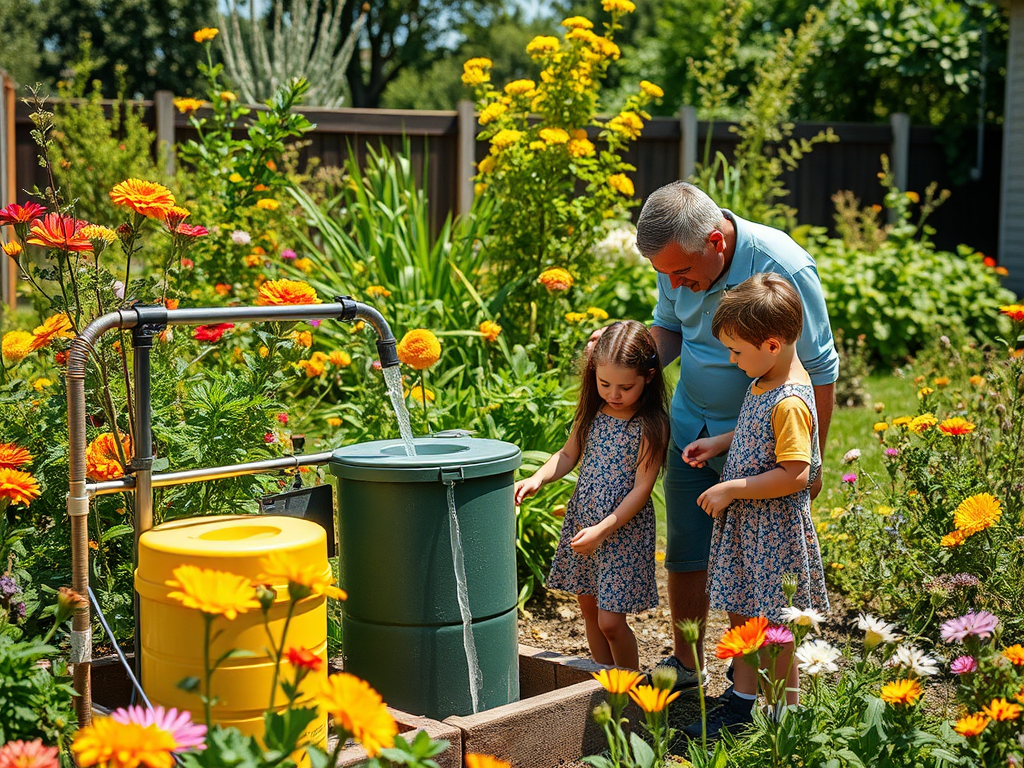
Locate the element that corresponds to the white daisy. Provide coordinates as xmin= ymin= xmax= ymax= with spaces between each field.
xmin=780 ymin=606 xmax=826 ymax=632
xmin=795 ymin=639 xmax=841 ymax=676
xmin=888 ymin=645 xmax=940 ymax=677
xmin=856 ymin=613 xmax=900 ymax=650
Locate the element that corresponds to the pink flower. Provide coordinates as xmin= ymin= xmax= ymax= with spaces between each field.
xmin=0 ymin=201 xmax=47 ymax=226
xmin=277 ymin=413 xmax=289 ymax=425
xmin=884 ymin=448 xmax=899 ymax=457
xmin=940 ymin=611 xmax=999 ymax=643
xmin=371 ymin=360 xmax=382 ymax=371
xmin=181 ymin=258 xmax=195 ymax=269
xmin=950 ymin=656 xmax=977 ymax=674
xmin=110 ymin=705 xmax=207 ymax=751
xmin=309 ymin=319 xmax=321 ymax=328
xmin=765 ymin=625 xmax=794 ymax=646
xmin=281 ymin=248 xmax=297 ymax=260
xmin=0 ymin=739 xmax=59 ymax=768
xmin=264 ymin=432 xmax=276 ymax=444
xmin=842 ymin=473 xmax=857 ymax=484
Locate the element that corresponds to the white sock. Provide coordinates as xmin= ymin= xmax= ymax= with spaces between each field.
xmin=732 ymin=690 xmax=757 ymax=701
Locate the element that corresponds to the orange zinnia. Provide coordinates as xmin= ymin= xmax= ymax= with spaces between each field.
xmin=938 ymin=417 xmax=975 ymax=436
xmin=715 ymin=616 xmax=769 ymax=659
xmin=109 ymin=179 xmax=176 ymax=219
xmin=256 ymin=279 xmax=321 ymax=306
xmin=954 ymin=713 xmax=989 ymax=737
xmin=1000 ymin=304 xmax=1024 ymax=323
xmin=0 ymin=467 xmax=41 ymax=507
xmin=397 ymin=329 xmax=441 ymax=370
xmin=26 ymin=214 xmax=93 ymax=252
xmin=880 ymin=678 xmax=922 ymax=706
xmin=30 ymin=314 xmax=74 ymax=351
xmin=982 ymin=698 xmax=1022 ymax=722
xmin=85 ymin=432 xmax=132 ymax=481
xmin=0 ymin=443 xmax=33 ymax=469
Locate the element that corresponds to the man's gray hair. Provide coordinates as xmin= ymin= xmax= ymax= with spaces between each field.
xmin=635 ymin=181 xmax=725 ymax=257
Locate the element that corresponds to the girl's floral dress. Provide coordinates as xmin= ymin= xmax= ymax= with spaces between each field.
xmin=548 ymin=412 xmax=658 ymax=614
xmin=707 ymin=382 xmax=829 ymax=622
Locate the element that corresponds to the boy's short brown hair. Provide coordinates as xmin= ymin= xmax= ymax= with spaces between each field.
xmin=712 ymin=272 xmax=803 ymax=346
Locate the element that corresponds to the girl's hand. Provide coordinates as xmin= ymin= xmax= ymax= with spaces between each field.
xmin=514 ymin=476 xmax=543 ymax=505
xmin=570 ymin=525 xmax=606 ymax=556
xmin=697 ymin=481 xmax=735 ymax=518
xmin=682 ymin=438 xmax=718 ymax=468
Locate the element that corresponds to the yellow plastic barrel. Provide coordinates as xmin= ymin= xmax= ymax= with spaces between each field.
xmin=136 ymin=515 xmax=329 ymax=749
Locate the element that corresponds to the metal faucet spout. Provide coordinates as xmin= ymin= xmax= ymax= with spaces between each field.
xmin=336 ymin=296 xmax=400 ymax=368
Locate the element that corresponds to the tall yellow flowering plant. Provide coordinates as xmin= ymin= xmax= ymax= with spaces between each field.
xmin=463 ymin=0 xmax=661 ymax=343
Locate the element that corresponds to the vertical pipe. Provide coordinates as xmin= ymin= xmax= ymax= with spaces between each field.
xmin=131 ymin=326 xmax=157 ymax=681
xmin=889 ymin=112 xmax=911 ymax=225
xmin=154 ymin=90 xmax=176 ymax=177
xmin=457 ymin=100 xmax=476 ymax=217
xmin=679 ymin=105 xmax=698 ymax=182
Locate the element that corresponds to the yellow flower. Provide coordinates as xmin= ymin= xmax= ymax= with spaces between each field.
xmin=0 ymin=443 xmax=33 ymax=470
xmin=892 ymin=416 xmax=913 ymax=428
xmin=526 ymin=36 xmax=560 ymax=56
xmin=173 ymin=97 xmax=205 ymax=114
xmin=874 ymin=422 xmax=889 ymax=432
xmin=917 ymin=387 xmax=934 ymax=398
xmin=504 ymin=79 xmax=536 ymax=96
xmin=2 ymin=241 xmax=23 ymax=259
xmin=327 ymin=417 xmax=343 ymax=427
xmin=479 ymin=320 xmax=502 ymax=342
xmin=538 ymin=267 xmax=574 ymax=292
xmin=0 ymin=467 xmax=41 ymax=508
xmin=607 ymin=111 xmax=644 ymax=140
xmin=32 ymin=378 xmax=53 ymax=391
xmin=953 ymin=493 xmax=1002 ymax=533
xmin=608 ymin=173 xmax=635 ymax=196
xmin=940 ymin=528 xmax=971 ymax=548
xmin=938 ymin=417 xmax=975 ymax=436
xmin=244 ymin=254 xmax=262 ymax=267
xmin=292 ymin=330 xmax=313 ymax=348
xmin=296 ymin=359 xmax=326 ymax=378
xmin=587 ymin=307 xmax=609 ymax=320
xmin=397 ymin=329 xmax=442 ymax=370
xmin=475 ymin=182 xmax=488 ymax=196
xmin=908 ymin=413 xmax=937 ymax=433
xmin=561 ymin=16 xmax=594 ymax=29
xmin=905 ymin=191 xmax=920 ymax=204
xmin=934 ymin=376 xmax=950 ymax=387
xmin=193 ymin=27 xmax=219 ymax=43
xmin=477 ymin=156 xmax=496 ymax=174
xmin=462 ymin=64 xmax=490 ymax=86
xmin=259 ymin=551 xmax=347 ymax=601
xmin=329 ymin=350 xmax=352 ymax=367
xmin=259 ymin=345 xmax=270 ymax=358
xmin=406 ymin=385 xmax=435 ymax=404
xmin=366 ymin=285 xmax=392 ymax=298
xmin=490 ymin=129 xmax=522 ymax=152
xmin=953 ymin=713 xmax=989 ymax=737
xmin=1 ymin=331 xmax=36 ymax=364
xmin=639 ymin=80 xmax=664 ymax=98
xmin=80 ymin=224 xmax=117 ymax=244
xmin=294 ymin=257 xmax=314 ymax=273
xmin=982 ymin=698 xmax=1022 ymax=722
xmin=318 ymin=673 xmax=397 ymax=756
xmin=478 ymin=102 xmax=507 ymax=126
xmin=880 ymin=678 xmax=922 ymax=706
xmin=629 ymin=684 xmax=681 ymax=713
xmin=256 ymin=279 xmax=321 ymax=306
xmin=876 ymin=505 xmax=893 ymax=517
xmin=593 ymin=668 xmax=643 ymax=694
xmin=603 ymin=0 xmax=636 ymax=11
xmin=220 ymin=91 xmax=237 ymax=102
xmin=72 ymin=717 xmax=178 ymax=768
xmin=591 ymin=36 xmax=620 ymax=60
xmin=255 ymin=198 xmax=279 ymax=211
xmin=969 ymin=375 xmax=985 ymax=386
xmin=465 ymin=756 xmax=510 ymax=768
xmin=165 ymin=565 xmax=260 ymax=620
xmin=567 ymin=138 xmax=596 ymax=158
xmin=565 ymin=312 xmax=588 ymax=324
xmin=1002 ymin=645 xmax=1024 ymax=666
xmin=228 ymin=173 xmax=244 ymax=183
xmin=31 ymin=313 xmax=74 ymax=350
xmin=539 ymin=127 xmax=570 ymax=145
xmin=528 ymin=141 xmax=546 ymax=151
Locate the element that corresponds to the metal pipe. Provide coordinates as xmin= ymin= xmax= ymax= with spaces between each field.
xmin=86 ymin=452 xmax=335 ymax=496
xmin=66 ymin=310 xmax=137 ymax=727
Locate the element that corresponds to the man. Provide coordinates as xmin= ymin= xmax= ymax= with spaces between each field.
xmin=597 ymin=181 xmax=838 ymax=698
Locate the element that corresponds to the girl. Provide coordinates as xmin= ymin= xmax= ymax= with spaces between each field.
xmin=681 ymin=273 xmax=829 ymax=736
xmin=514 ymin=320 xmax=670 ymax=670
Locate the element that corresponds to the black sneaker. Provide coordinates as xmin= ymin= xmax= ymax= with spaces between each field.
xmin=722 ymin=660 xmax=735 ymax=698
xmin=682 ymin=692 xmax=755 ymax=739
xmin=651 ymin=655 xmax=704 ymax=694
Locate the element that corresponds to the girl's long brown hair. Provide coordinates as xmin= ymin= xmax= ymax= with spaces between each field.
xmin=574 ymin=320 xmax=671 ymax=471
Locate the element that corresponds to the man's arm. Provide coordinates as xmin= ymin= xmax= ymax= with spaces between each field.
xmin=810 ymin=382 xmax=834 ymax=500
xmin=650 ymin=324 xmax=682 ymax=368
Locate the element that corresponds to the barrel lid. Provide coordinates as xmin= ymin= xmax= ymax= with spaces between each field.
xmin=329 ymin=436 xmax=521 ymax=483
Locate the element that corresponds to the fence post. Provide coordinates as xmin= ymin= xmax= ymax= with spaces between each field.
xmin=889 ymin=112 xmax=911 ymax=223
xmin=679 ymin=105 xmax=698 ymax=181
xmin=0 ymin=69 xmax=15 ymax=307
xmin=154 ymin=90 xmax=176 ymax=177
xmin=457 ymin=100 xmax=476 ymax=217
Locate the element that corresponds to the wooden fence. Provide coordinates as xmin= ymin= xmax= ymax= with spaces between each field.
xmin=6 ymin=94 xmax=1007 ymax=278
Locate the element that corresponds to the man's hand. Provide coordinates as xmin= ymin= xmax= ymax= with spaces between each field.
xmin=570 ymin=525 xmax=607 ymax=556
xmin=697 ymin=481 xmax=736 ymax=518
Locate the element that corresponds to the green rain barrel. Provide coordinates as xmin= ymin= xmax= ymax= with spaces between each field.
xmin=329 ymin=435 xmax=521 ymax=719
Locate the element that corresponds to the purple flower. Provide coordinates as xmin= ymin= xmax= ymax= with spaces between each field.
xmin=950 ymin=656 xmax=977 ymax=674
xmin=12 ymin=601 xmax=25 ymax=617
xmin=885 ymin=448 xmax=899 ymax=457
xmin=765 ymin=625 xmax=794 ymax=646
xmin=230 ymin=230 xmax=251 ymax=245
xmin=280 ymin=248 xmax=297 ymax=260
xmin=842 ymin=473 xmax=857 ymax=484
xmin=0 ymin=575 xmax=19 ymax=598
xmin=309 ymin=319 xmax=321 ymax=328
xmin=940 ymin=611 xmax=999 ymax=643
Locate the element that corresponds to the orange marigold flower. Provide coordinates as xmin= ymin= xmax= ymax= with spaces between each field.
xmin=953 ymin=493 xmax=1001 ymax=533
xmin=465 ymin=756 xmax=510 ymax=768
xmin=0 ymin=738 xmax=59 ymax=768
xmin=715 ymin=616 xmax=769 ymax=659
xmin=970 ymin=375 xmax=985 ymax=386
xmin=193 ymin=27 xmax=219 ymax=42
xmin=318 ymin=673 xmax=397 ymax=756
xmin=908 ymin=413 xmax=937 ymax=433
xmin=954 ymin=713 xmax=989 ymax=737
xmin=256 ymin=279 xmax=321 ymax=306
xmin=940 ymin=528 xmax=971 ymax=548
xmin=27 ymin=213 xmax=93 ymax=252
xmin=880 ymin=678 xmax=922 ymax=706
xmin=479 ymin=320 xmax=502 ymax=342
xmin=938 ymin=417 xmax=975 ymax=436
xmin=366 ymin=285 xmax=392 ymax=298
xmin=329 ymin=350 xmax=352 ymax=367
xmin=982 ymin=698 xmax=1022 ymax=722
xmin=0 ymin=467 xmax=41 ymax=508
xmin=110 ymin=179 xmax=176 ymax=219
xmin=285 ymin=646 xmax=324 ymax=672
xmin=86 ymin=432 xmax=132 ymax=481
xmin=1002 ymin=644 xmax=1024 ymax=666
xmin=538 ymin=267 xmax=574 ymax=292
xmin=2 ymin=241 xmax=23 ymax=259
xmin=0 ymin=443 xmax=33 ymax=469
xmin=2 ymin=330 xmax=38 ymax=362
xmin=31 ymin=314 xmax=74 ymax=351
xmin=173 ymin=98 xmax=204 ymax=114
xmin=608 ymin=174 xmax=634 ymax=196
xmin=1000 ymin=304 xmax=1024 ymax=323
xmin=296 ymin=359 xmax=326 ymax=378
xmin=397 ymin=329 xmax=441 ymax=370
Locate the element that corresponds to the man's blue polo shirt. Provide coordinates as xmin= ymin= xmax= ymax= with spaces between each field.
xmin=651 ymin=211 xmax=840 ymax=451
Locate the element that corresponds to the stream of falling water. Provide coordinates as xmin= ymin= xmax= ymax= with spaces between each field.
xmin=382 ymin=365 xmax=417 ymax=456
xmin=446 ymin=480 xmax=482 ymax=713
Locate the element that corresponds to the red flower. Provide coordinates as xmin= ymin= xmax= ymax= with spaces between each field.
xmin=285 ymin=646 xmax=323 ymax=672
xmin=176 ymin=223 xmax=209 ymax=238
xmin=26 ymin=214 xmax=93 ymax=252
xmin=181 ymin=258 xmax=195 ymax=269
xmin=983 ymin=256 xmax=997 ymax=268
xmin=0 ymin=202 xmax=46 ymax=226
xmin=194 ymin=323 xmax=234 ymax=343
